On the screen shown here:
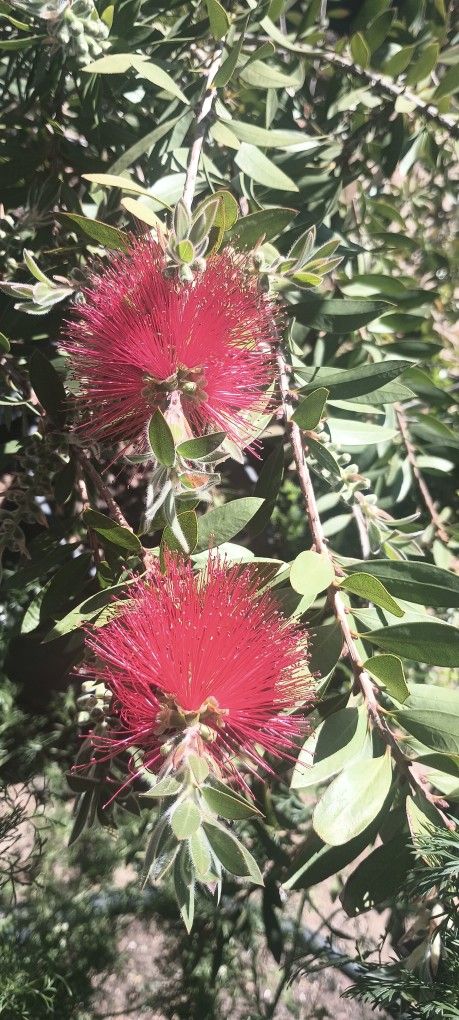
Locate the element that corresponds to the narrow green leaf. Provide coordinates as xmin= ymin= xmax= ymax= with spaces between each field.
xmin=161 ymin=511 xmax=198 ymax=557
xmin=29 ymin=351 xmax=66 ymax=423
xmin=363 ymin=654 xmax=409 ymax=703
xmin=308 ymin=621 xmax=343 ymax=678
xmin=189 ymin=828 xmax=212 ymax=878
xmin=84 ymin=509 xmax=142 ymax=554
xmin=235 ymin=143 xmax=299 ymax=191
xmin=173 ymin=845 xmax=195 ymax=932
xmin=40 ymin=554 xmax=92 ymax=621
xmin=350 ymin=33 xmax=370 ymax=68
xmin=341 ymin=572 xmax=404 ymax=617
xmin=313 ymin=753 xmax=393 ymax=845
xmin=292 ymin=387 xmax=329 ymax=430
xmin=328 ymin=419 xmax=397 ymax=446
xmin=291 ymin=298 xmax=391 ymax=332
xmin=140 ymin=776 xmax=181 ymax=799
xmin=133 ymin=58 xmax=189 ymax=104
xmin=83 ymin=53 xmax=134 ymax=74
xmin=295 ymin=360 xmax=412 ymax=400
xmin=202 ymin=779 xmax=260 ymax=820
xmin=364 ymin=622 xmax=459 ymax=668
xmin=206 ymin=0 xmax=230 ymax=39
xmin=121 ymin=197 xmax=164 ymax=228
xmin=61 ymin=213 xmax=128 ymax=251
xmin=239 ymin=59 xmax=303 ymax=91
xmin=215 ymin=17 xmax=248 ymax=87
xmin=148 ymin=410 xmax=175 ymax=467
xmin=0 ymin=330 xmax=10 ymax=352
xmin=283 ymin=821 xmax=380 ymax=891
xmin=177 ymin=433 xmax=226 ymax=461
xmin=204 ymin=822 xmax=252 ymax=877
xmin=346 ymin=559 xmax=459 ymax=608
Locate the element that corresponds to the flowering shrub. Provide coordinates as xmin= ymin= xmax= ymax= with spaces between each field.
xmin=1 ymin=0 xmax=458 ymax=1014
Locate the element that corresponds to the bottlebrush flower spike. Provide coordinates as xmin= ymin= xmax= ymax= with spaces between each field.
xmin=84 ymin=555 xmax=311 ymax=787
xmin=63 ymin=238 xmax=277 ymax=451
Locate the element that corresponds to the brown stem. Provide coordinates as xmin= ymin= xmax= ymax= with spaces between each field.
xmin=395 ymin=404 xmax=449 ymax=543
xmin=182 ymin=45 xmax=224 ymax=212
xmin=77 ymin=450 xmax=131 ymax=530
xmin=277 ymin=353 xmax=453 ymax=828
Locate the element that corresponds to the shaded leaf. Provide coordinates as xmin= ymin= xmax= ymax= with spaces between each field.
xmin=313 ymin=753 xmax=393 ymax=845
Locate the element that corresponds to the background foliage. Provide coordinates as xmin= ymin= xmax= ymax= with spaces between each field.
xmin=1 ymin=0 xmax=458 ymax=1017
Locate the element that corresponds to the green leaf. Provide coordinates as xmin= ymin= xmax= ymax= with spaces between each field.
xmin=212 ymin=190 xmax=239 ymax=230
xmin=227 ymin=207 xmax=296 ymax=249
xmin=206 ymin=0 xmax=229 ymax=39
xmin=395 ymin=684 xmax=459 ymax=755
xmin=171 ymin=799 xmax=201 ymax=840
xmin=350 ymin=33 xmax=370 ymax=69
xmin=340 ymin=836 xmax=412 ymax=916
xmin=188 ymin=754 xmax=210 ymax=785
xmin=189 ymin=828 xmax=212 ymax=878
xmin=148 ymin=410 xmax=175 ymax=467
xmin=39 ymin=554 xmax=92 ymax=622
xmin=406 ymin=792 xmax=440 ymax=842
xmin=295 ymin=360 xmax=412 ymax=400
xmin=29 ymin=351 xmax=66 ymax=423
xmin=173 ymin=845 xmax=195 ymax=932
xmin=204 ymin=822 xmax=253 ymax=877
xmin=239 ymin=59 xmax=303 ymax=91
xmin=283 ymin=822 xmax=380 ymax=891
xmin=176 ymin=239 xmax=194 ymax=263
xmin=306 ymin=436 xmax=342 ymax=477
xmin=0 ymin=330 xmax=10 ymax=352
xmin=83 ymin=53 xmax=134 ymax=73
xmin=140 ymin=776 xmax=181 ymax=799
xmin=382 ymin=44 xmax=414 ymax=77
xmin=291 ymin=298 xmax=391 ymax=333
xmin=292 ymin=388 xmax=329 ymax=430
xmin=109 ymin=116 xmax=182 ymax=175
xmin=82 ymin=172 xmax=151 ymax=196
xmin=290 ymin=551 xmax=335 ymax=606
xmin=313 ymin=753 xmax=393 ymax=845
xmin=363 ymin=654 xmax=409 ymax=703
xmin=291 ymin=706 xmax=369 ymax=789
xmin=0 ymin=34 xmax=44 ymax=51
xmin=61 ymin=213 xmax=128 ymax=251
xmin=235 ymin=143 xmax=298 ymax=192
xmin=121 ymin=197 xmax=164 ymax=228
xmin=44 ymin=580 xmax=130 ymax=641
xmin=405 ymin=43 xmax=439 ymax=86
xmin=177 ymin=433 xmax=226 ymax=461
xmin=346 ymin=559 xmax=459 ymax=609
xmin=84 ymin=509 xmax=142 ymax=554
xmin=434 ymin=63 xmax=459 ymax=100
xmin=341 ymin=572 xmax=404 ymax=617
xmin=132 ymin=58 xmax=189 ymax=105
xmin=328 ymin=419 xmax=397 ymax=446
xmin=228 ymin=120 xmax=323 ymax=151
xmin=196 ymin=497 xmax=264 ymax=551
xmin=161 ymin=511 xmax=198 ymax=557
xmin=363 ymin=622 xmax=459 ymax=668
xmin=214 ymin=16 xmax=248 ymax=87
xmin=202 ymin=779 xmax=261 ymax=820
xmin=308 ymin=621 xmax=343 ymax=678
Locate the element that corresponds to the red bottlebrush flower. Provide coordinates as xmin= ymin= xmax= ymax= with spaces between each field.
xmin=63 ymin=239 xmax=277 ymax=451
xmin=84 ymin=556 xmax=311 ymax=786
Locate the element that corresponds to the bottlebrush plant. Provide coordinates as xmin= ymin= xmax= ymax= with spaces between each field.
xmin=1 ymin=0 xmax=458 ymax=1014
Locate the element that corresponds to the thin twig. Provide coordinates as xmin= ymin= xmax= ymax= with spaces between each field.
xmin=182 ymin=45 xmax=224 ymax=212
xmin=77 ymin=449 xmax=131 ymax=530
xmin=277 ymin=352 xmax=453 ymax=828
xmin=271 ymin=35 xmax=459 ymax=140
xmin=395 ymin=404 xmax=449 ymax=543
